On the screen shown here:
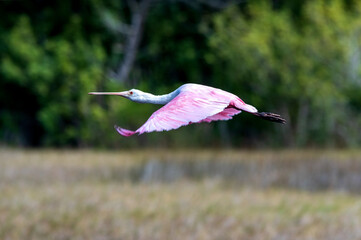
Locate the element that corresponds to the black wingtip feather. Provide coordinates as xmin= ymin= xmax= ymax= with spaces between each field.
xmin=253 ymin=112 xmax=286 ymax=124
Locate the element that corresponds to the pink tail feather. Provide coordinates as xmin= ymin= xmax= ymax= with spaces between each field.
xmin=233 ymin=99 xmax=258 ymax=113
xmin=114 ymin=125 xmax=136 ymax=137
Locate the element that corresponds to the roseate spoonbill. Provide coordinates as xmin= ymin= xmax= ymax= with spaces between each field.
xmin=89 ymin=83 xmax=285 ymax=137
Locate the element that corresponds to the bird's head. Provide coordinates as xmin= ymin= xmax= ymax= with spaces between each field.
xmin=88 ymin=89 xmax=146 ymax=102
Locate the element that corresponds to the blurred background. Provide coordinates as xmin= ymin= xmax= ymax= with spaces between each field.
xmin=2 ymin=0 xmax=361 ymax=148
xmin=1 ymin=0 xmax=361 ymax=239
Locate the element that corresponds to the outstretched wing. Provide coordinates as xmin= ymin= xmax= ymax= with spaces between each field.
xmin=115 ymin=87 xmax=236 ymax=136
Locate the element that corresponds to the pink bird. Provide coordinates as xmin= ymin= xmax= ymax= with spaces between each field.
xmin=89 ymin=83 xmax=285 ymax=137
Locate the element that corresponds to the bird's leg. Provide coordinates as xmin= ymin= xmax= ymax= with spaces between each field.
xmin=252 ymin=112 xmax=286 ymax=124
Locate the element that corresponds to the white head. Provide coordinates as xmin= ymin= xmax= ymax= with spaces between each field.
xmin=88 ymin=89 xmax=148 ymax=103
xmin=89 ymin=88 xmax=175 ymax=105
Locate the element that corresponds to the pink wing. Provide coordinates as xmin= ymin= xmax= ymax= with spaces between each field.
xmin=201 ymin=102 xmax=257 ymax=123
xmin=201 ymin=107 xmax=241 ymax=123
xmin=115 ymin=87 xmax=238 ymax=136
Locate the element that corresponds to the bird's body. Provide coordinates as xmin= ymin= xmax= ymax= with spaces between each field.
xmin=89 ymin=83 xmax=285 ymax=137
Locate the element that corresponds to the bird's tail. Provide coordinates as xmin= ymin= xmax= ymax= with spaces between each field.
xmin=252 ymin=112 xmax=286 ymax=124
xmin=233 ymin=100 xmax=286 ymax=124
xmin=114 ymin=125 xmax=136 ymax=137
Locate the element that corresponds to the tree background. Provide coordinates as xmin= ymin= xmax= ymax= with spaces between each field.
xmin=1 ymin=0 xmax=361 ymax=148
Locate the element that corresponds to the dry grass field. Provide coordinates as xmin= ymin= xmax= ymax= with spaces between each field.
xmin=0 ymin=149 xmax=361 ymax=240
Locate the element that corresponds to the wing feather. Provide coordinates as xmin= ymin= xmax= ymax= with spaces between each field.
xmin=135 ymin=88 xmax=231 ymax=134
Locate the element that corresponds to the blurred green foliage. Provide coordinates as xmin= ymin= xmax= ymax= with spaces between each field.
xmin=209 ymin=0 xmax=361 ymax=147
xmin=1 ymin=15 xmax=110 ymax=146
xmin=0 ymin=0 xmax=360 ymax=148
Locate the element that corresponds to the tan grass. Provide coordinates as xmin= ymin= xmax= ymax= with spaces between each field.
xmin=0 ymin=149 xmax=360 ymax=240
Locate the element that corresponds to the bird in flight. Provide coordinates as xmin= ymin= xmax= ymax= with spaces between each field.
xmin=89 ymin=83 xmax=285 ymax=137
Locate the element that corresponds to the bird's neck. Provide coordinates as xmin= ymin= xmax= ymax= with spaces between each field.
xmin=136 ymin=89 xmax=180 ymax=105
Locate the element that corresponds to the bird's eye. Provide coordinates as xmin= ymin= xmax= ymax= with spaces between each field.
xmin=130 ymin=91 xmax=133 ymax=95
